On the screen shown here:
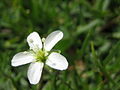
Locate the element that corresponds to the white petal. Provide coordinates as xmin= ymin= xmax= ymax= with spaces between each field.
xmin=27 ymin=32 xmax=42 ymax=51
xmin=46 ymin=52 xmax=68 ymax=70
xmin=11 ymin=51 xmax=35 ymax=67
xmin=27 ymin=62 xmax=44 ymax=85
xmin=44 ymin=30 xmax=63 ymax=51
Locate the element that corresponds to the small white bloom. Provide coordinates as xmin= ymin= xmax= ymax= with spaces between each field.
xmin=11 ymin=30 xmax=68 ymax=85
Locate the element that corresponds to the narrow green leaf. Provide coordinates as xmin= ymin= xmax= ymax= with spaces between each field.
xmin=76 ymin=19 xmax=101 ymax=35
xmin=91 ymin=42 xmax=118 ymax=87
xmin=80 ymin=29 xmax=94 ymax=58
xmin=102 ymin=0 xmax=110 ymax=11
xmin=103 ymin=41 xmax=120 ymax=65
xmin=91 ymin=41 xmax=102 ymax=69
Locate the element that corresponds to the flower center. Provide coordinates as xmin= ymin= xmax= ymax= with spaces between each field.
xmin=35 ymin=50 xmax=48 ymax=63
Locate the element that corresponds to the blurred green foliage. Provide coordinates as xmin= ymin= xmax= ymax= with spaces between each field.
xmin=0 ymin=0 xmax=120 ymax=90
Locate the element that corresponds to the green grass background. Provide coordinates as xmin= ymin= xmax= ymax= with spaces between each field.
xmin=0 ymin=0 xmax=120 ymax=90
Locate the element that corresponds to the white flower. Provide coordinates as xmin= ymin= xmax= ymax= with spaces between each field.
xmin=11 ymin=31 xmax=68 ymax=85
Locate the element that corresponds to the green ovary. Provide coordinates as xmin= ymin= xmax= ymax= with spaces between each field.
xmin=35 ymin=50 xmax=47 ymax=62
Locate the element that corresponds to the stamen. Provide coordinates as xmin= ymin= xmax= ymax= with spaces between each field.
xmin=35 ymin=50 xmax=47 ymax=63
xmin=42 ymin=38 xmax=45 ymax=43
